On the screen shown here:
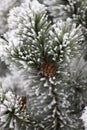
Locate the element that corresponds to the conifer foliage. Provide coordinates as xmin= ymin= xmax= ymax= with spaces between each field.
xmin=0 ymin=0 xmax=24 ymax=35
xmin=0 ymin=0 xmax=87 ymax=130
xmin=43 ymin=0 xmax=87 ymax=60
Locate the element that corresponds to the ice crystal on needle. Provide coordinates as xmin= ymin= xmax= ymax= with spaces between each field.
xmin=81 ymin=106 xmax=87 ymax=130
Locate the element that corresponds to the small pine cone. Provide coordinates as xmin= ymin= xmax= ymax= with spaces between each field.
xmin=19 ymin=96 xmax=26 ymax=112
xmin=39 ymin=61 xmax=56 ymax=77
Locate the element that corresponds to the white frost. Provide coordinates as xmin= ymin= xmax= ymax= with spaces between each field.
xmin=81 ymin=106 xmax=87 ymax=130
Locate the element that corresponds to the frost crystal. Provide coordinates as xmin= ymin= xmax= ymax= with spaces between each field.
xmin=81 ymin=106 xmax=87 ymax=130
